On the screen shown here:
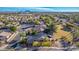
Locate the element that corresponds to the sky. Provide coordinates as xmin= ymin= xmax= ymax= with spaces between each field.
xmin=0 ymin=7 xmax=79 ymax=12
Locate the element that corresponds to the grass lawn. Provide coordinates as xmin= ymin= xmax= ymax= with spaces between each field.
xmin=53 ymin=24 xmax=73 ymax=42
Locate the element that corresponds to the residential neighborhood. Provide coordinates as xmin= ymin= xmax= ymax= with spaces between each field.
xmin=0 ymin=12 xmax=79 ymax=51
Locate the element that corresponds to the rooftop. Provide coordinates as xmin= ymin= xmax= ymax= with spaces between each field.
xmin=0 ymin=32 xmax=12 ymax=39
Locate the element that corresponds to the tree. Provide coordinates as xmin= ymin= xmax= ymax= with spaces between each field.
xmin=34 ymin=19 xmax=40 ymax=25
xmin=43 ymin=28 xmax=50 ymax=34
xmin=19 ymin=37 xmax=27 ymax=45
xmin=10 ymin=26 xmax=17 ymax=32
xmin=45 ymin=18 xmax=51 ymax=27
xmin=31 ymin=29 xmax=38 ymax=35
xmin=20 ymin=32 xmax=26 ymax=37
xmin=25 ymin=29 xmax=38 ymax=36
xmin=28 ymin=19 xmax=33 ymax=24
xmin=44 ymin=24 xmax=56 ymax=34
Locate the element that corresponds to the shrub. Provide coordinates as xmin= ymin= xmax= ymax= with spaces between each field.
xmin=32 ymin=41 xmax=41 ymax=47
xmin=42 ymin=41 xmax=51 ymax=47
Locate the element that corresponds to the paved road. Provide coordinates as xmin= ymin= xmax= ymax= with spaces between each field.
xmin=27 ymin=46 xmax=78 ymax=51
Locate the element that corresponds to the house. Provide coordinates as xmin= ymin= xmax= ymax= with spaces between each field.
xmin=54 ymin=17 xmax=59 ymax=21
xmin=0 ymin=36 xmax=6 ymax=40
xmin=59 ymin=19 xmax=68 ymax=23
xmin=0 ymin=27 xmax=11 ymax=32
xmin=0 ymin=22 xmax=4 ymax=25
xmin=21 ymin=24 xmax=34 ymax=29
xmin=54 ymin=17 xmax=69 ymax=23
xmin=0 ymin=32 xmax=12 ymax=40
xmin=34 ymin=25 xmax=44 ymax=32
xmin=24 ymin=27 xmax=32 ymax=32
xmin=34 ymin=21 xmax=46 ymax=32
xmin=0 ymin=22 xmax=4 ymax=28
xmin=27 ymin=32 xmax=47 ymax=44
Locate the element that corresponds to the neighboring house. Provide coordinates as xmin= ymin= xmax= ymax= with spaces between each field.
xmin=34 ymin=15 xmax=40 ymax=19
xmin=27 ymin=32 xmax=47 ymax=44
xmin=59 ymin=19 xmax=68 ymax=23
xmin=21 ymin=24 xmax=34 ymax=29
xmin=54 ymin=17 xmax=59 ymax=22
xmin=0 ymin=36 xmax=6 ymax=40
xmin=0 ymin=32 xmax=12 ymax=40
xmin=0 ymin=22 xmax=4 ymax=28
xmin=23 ymin=27 xmax=32 ymax=32
xmin=0 ymin=27 xmax=11 ymax=32
xmin=54 ymin=17 xmax=69 ymax=23
xmin=74 ymin=23 xmax=79 ymax=26
xmin=34 ymin=25 xmax=44 ymax=32
xmin=0 ymin=22 xmax=4 ymax=25
xmin=34 ymin=21 xmax=46 ymax=32
xmin=7 ymin=16 xmax=14 ymax=21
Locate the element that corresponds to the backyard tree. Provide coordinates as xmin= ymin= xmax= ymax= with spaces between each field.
xmin=31 ymin=29 xmax=38 ymax=35
xmin=10 ymin=26 xmax=17 ymax=32
xmin=34 ymin=19 xmax=40 ymax=25
xmin=19 ymin=37 xmax=27 ymax=46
